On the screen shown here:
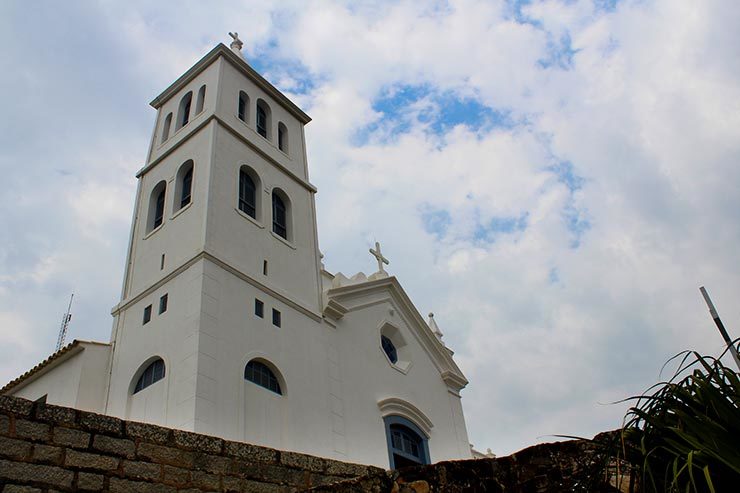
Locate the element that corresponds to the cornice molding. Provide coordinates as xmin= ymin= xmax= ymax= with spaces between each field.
xmin=377 ymin=397 xmax=434 ymax=437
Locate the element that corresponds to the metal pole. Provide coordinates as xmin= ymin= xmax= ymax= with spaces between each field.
xmin=699 ymin=286 xmax=740 ymax=371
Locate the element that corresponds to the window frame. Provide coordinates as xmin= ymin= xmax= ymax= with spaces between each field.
xmin=133 ymin=358 xmax=166 ymax=394
xmin=244 ymin=359 xmax=282 ymax=395
xmin=383 ymin=415 xmax=430 ymax=469
xmin=238 ymin=169 xmax=257 ymax=219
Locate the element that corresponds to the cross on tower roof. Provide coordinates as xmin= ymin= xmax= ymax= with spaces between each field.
xmin=369 ymin=241 xmax=389 ymax=273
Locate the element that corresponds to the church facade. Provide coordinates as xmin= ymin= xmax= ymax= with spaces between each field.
xmin=2 ymin=39 xmax=472 ymax=469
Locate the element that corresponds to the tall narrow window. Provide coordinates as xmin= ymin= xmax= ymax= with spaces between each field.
xmin=147 ymin=181 xmax=167 ymax=233
xmin=238 ymin=91 xmax=249 ymax=122
xmin=177 ymin=91 xmax=193 ymax=130
xmin=161 ymin=113 xmax=173 ymax=143
xmin=254 ymin=299 xmax=264 ymax=318
xmin=272 ymin=308 xmax=281 ymax=328
xmin=143 ymin=305 xmax=152 ymax=325
xmin=180 ymin=168 xmax=192 ymax=208
xmin=238 ymin=169 xmax=256 ymax=218
xmin=278 ymin=122 xmax=288 ymax=153
xmin=256 ymin=99 xmax=271 ymax=139
xmin=272 ymin=192 xmax=287 ymax=239
xmin=244 ymin=360 xmax=282 ymax=395
xmin=154 ymin=189 xmax=165 ymax=228
xmin=134 ymin=358 xmax=165 ymax=394
xmin=195 ymin=85 xmax=206 ymax=114
xmin=159 ymin=294 xmax=168 ymax=314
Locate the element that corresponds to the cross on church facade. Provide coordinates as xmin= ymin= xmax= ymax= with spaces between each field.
xmin=369 ymin=241 xmax=389 ymax=273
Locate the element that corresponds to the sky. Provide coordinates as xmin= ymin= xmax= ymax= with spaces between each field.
xmin=1 ymin=0 xmax=739 ymax=456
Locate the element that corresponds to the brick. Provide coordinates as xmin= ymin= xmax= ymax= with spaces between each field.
xmin=223 ymin=441 xmax=278 ymax=464
xmin=32 ymin=444 xmax=63 ymax=464
xmin=109 ymin=478 xmax=176 ymax=493
xmin=0 ymin=396 xmax=33 ymax=417
xmin=0 ymin=436 xmax=32 ymax=460
xmin=53 ymin=427 xmax=90 ymax=448
xmin=123 ymin=460 xmax=161 ymax=481
xmin=2 ymin=485 xmax=43 ymax=493
xmin=126 ymin=421 xmax=171 ymax=444
xmin=13 ymin=419 xmax=50 ymax=441
xmin=77 ymin=472 xmax=104 ymax=491
xmin=0 ymin=414 xmax=10 ymax=435
xmin=93 ymin=434 xmax=136 ymax=458
xmin=33 ymin=403 xmax=77 ymax=426
xmin=280 ymin=451 xmax=327 ymax=473
xmin=172 ymin=430 xmax=223 ymax=454
xmin=79 ymin=412 xmax=123 ymax=436
xmin=162 ymin=465 xmax=189 ymax=486
xmin=192 ymin=453 xmax=231 ymax=474
xmin=190 ymin=470 xmax=220 ymax=490
xmin=138 ymin=442 xmax=195 ymax=468
xmin=65 ymin=449 xmax=120 ymax=471
xmin=0 ymin=459 xmax=74 ymax=489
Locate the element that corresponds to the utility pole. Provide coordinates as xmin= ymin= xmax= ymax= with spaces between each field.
xmin=55 ymin=293 xmax=74 ymax=352
xmin=699 ymin=286 xmax=740 ymax=371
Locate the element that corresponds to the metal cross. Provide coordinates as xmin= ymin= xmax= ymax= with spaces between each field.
xmin=369 ymin=241 xmax=389 ymax=273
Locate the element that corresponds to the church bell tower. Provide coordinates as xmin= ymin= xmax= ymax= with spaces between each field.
xmin=105 ymin=36 xmax=324 ymax=441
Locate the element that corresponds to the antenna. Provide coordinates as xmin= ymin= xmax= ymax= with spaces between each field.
xmin=699 ymin=286 xmax=740 ymax=371
xmin=55 ymin=293 xmax=74 ymax=352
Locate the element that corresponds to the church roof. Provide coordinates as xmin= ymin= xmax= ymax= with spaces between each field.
xmin=0 ymin=340 xmax=110 ymax=394
xmin=149 ymin=43 xmax=311 ymax=125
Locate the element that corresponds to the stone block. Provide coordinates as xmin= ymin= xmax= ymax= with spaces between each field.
xmin=126 ymin=421 xmax=172 ymax=444
xmin=0 ymin=414 xmax=10 ymax=435
xmin=324 ymin=460 xmax=378 ymax=478
xmin=0 ymin=459 xmax=74 ymax=489
xmin=280 ymin=451 xmax=327 ymax=473
xmin=123 ymin=460 xmax=162 ymax=481
xmin=234 ymin=462 xmax=308 ymax=487
xmin=138 ymin=442 xmax=195 ymax=468
xmin=52 ymin=427 xmax=90 ymax=448
xmin=0 ymin=396 xmax=33 ymax=417
xmin=79 ymin=412 xmax=123 ymax=436
xmin=223 ymin=441 xmax=278 ymax=464
xmin=33 ymin=403 xmax=77 ymax=426
xmin=162 ymin=465 xmax=190 ymax=486
xmin=192 ymin=452 xmax=231 ymax=474
xmin=0 ymin=436 xmax=32 ymax=460
xmin=173 ymin=430 xmax=223 ymax=454
xmin=2 ymin=485 xmax=43 ymax=493
xmin=65 ymin=449 xmax=120 ymax=471
xmin=77 ymin=472 xmax=105 ymax=491
xmin=93 ymin=434 xmax=136 ymax=458
xmin=190 ymin=470 xmax=220 ymax=490
xmin=13 ymin=420 xmax=50 ymax=441
xmin=32 ymin=444 xmax=63 ymax=464
xmin=241 ymin=479 xmax=287 ymax=493
xmin=109 ymin=477 xmax=177 ymax=493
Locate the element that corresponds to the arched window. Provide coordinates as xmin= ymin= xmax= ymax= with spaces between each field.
xmin=238 ymin=91 xmax=249 ymax=122
xmin=174 ymin=160 xmax=193 ymax=212
xmin=256 ymin=99 xmax=271 ymax=139
xmin=381 ymin=335 xmax=397 ymax=364
xmin=195 ymin=85 xmax=206 ymax=115
xmin=384 ymin=416 xmax=430 ymax=469
xmin=238 ymin=168 xmax=257 ymax=219
xmin=271 ymin=190 xmax=290 ymax=240
xmin=244 ymin=360 xmax=282 ymax=395
xmin=177 ymin=91 xmax=193 ymax=130
xmin=161 ymin=113 xmax=173 ymax=143
xmin=278 ymin=122 xmax=288 ymax=153
xmin=133 ymin=358 xmax=165 ymax=394
xmin=147 ymin=181 xmax=167 ymax=232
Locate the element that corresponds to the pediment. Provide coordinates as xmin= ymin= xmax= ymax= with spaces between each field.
xmin=323 ymin=276 xmax=468 ymax=393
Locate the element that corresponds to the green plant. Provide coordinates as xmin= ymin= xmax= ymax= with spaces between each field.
xmin=621 ymin=345 xmax=740 ymax=492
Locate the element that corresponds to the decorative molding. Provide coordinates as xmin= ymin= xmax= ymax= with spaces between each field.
xmin=377 ymin=397 xmax=434 ymax=437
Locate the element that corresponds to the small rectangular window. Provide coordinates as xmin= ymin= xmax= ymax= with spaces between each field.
xmin=255 ymin=299 xmax=264 ymax=318
xmin=143 ymin=305 xmax=152 ymax=324
xmin=263 ymin=260 xmax=268 ymax=276
xmin=160 ymin=254 xmax=165 ymax=270
xmin=159 ymin=294 xmax=168 ymax=314
xmin=272 ymin=308 xmax=281 ymax=327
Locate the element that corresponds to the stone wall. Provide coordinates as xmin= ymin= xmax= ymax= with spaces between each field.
xmin=0 ymin=395 xmax=381 ymax=492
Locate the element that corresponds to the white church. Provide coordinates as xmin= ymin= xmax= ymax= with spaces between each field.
xmin=2 ymin=36 xmax=473 ymax=469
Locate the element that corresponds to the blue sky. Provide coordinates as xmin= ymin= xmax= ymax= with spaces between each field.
xmin=1 ymin=0 xmax=740 ymax=457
